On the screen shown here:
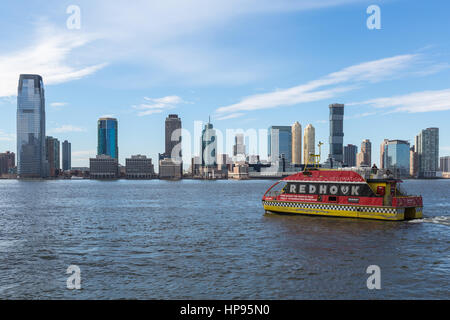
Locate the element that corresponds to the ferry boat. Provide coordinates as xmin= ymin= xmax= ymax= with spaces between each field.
xmin=262 ymin=168 xmax=423 ymax=221
xmin=262 ymin=143 xmax=423 ymax=221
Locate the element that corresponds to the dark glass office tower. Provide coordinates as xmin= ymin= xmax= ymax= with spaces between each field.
xmin=17 ymin=74 xmax=47 ymax=178
xmin=62 ymin=140 xmax=71 ymax=171
xmin=164 ymin=114 xmax=182 ymax=160
xmin=98 ymin=118 xmax=118 ymax=159
xmin=343 ymin=144 xmax=357 ymax=167
xmin=328 ymin=103 xmax=344 ymax=164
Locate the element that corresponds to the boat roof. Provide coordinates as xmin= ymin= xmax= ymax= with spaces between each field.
xmin=282 ymin=169 xmax=401 ymax=183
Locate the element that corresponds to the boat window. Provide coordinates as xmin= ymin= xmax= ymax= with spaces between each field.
xmin=329 ymin=196 xmax=337 ymax=202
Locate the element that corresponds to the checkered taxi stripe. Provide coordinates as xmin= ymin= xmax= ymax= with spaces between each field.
xmin=263 ymin=201 xmax=402 ymax=214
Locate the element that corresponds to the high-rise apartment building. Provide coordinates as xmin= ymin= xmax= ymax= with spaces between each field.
xmin=291 ymin=122 xmax=302 ymax=165
xmin=46 ymin=136 xmax=60 ymax=177
xmin=303 ymin=124 xmax=315 ymax=164
xmin=380 ymin=139 xmax=389 ymax=168
xmin=440 ymin=156 xmax=450 ymax=173
xmin=62 ymin=140 xmax=71 ymax=171
xmin=415 ymin=128 xmax=439 ymax=178
xmin=0 ymin=151 xmax=15 ymax=175
xmin=410 ymin=147 xmax=419 ymax=177
xmin=343 ymin=144 xmax=357 ymax=167
xmin=268 ymin=126 xmax=292 ymax=164
xmin=328 ymin=103 xmax=344 ymax=164
xmin=357 ymin=139 xmax=371 ymax=167
xmin=17 ymin=74 xmax=47 ymax=178
xmin=97 ymin=117 xmax=118 ymax=159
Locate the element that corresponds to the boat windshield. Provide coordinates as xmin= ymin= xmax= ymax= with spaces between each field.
xmin=264 ymin=181 xmax=288 ymax=197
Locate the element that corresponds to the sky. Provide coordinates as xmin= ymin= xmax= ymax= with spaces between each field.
xmin=0 ymin=0 xmax=449 ymax=168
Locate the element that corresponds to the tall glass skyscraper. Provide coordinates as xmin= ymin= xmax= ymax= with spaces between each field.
xmin=17 ymin=74 xmax=47 ymax=178
xmin=268 ymin=126 xmax=292 ymax=164
xmin=164 ymin=114 xmax=182 ymax=160
xmin=328 ymin=103 xmax=344 ymax=164
xmin=383 ymin=140 xmax=410 ymax=177
xmin=201 ymin=121 xmax=217 ymax=167
xmin=97 ymin=118 xmax=118 ymax=159
xmin=415 ymin=127 xmax=439 ymax=178
xmin=62 ymin=140 xmax=71 ymax=171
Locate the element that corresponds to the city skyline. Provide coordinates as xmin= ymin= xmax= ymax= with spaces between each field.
xmin=0 ymin=1 xmax=450 ymax=167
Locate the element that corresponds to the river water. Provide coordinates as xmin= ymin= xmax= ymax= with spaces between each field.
xmin=0 ymin=179 xmax=448 ymax=299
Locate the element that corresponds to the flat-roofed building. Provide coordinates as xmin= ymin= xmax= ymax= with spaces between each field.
xmin=89 ymin=155 xmax=118 ymax=179
xmin=126 ymin=155 xmax=155 ymax=179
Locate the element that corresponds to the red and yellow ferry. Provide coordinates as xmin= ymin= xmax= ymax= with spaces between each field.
xmin=262 ymin=168 xmax=423 ymax=221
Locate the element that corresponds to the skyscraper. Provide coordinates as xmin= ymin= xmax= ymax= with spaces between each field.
xmin=268 ymin=126 xmax=292 ymax=164
xmin=328 ymin=103 xmax=344 ymax=164
xmin=46 ymin=136 xmax=60 ymax=177
xmin=0 ymin=151 xmax=15 ymax=175
xmin=383 ymin=140 xmax=410 ymax=177
xmin=380 ymin=139 xmax=389 ymax=168
xmin=440 ymin=156 xmax=450 ymax=173
xmin=201 ymin=121 xmax=217 ymax=167
xmin=357 ymin=139 xmax=371 ymax=167
xmin=415 ymin=128 xmax=439 ymax=178
xmin=62 ymin=140 xmax=71 ymax=171
xmin=291 ymin=122 xmax=302 ymax=165
xmin=164 ymin=114 xmax=182 ymax=160
xmin=97 ymin=117 xmax=118 ymax=160
xmin=410 ymin=147 xmax=419 ymax=177
xmin=343 ymin=144 xmax=357 ymax=167
xmin=233 ymin=133 xmax=246 ymax=157
xmin=17 ymin=74 xmax=47 ymax=178
xmin=303 ymin=124 xmax=315 ymax=164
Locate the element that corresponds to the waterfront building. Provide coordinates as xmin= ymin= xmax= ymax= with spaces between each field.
xmin=125 ymin=155 xmax=155 ymax=179
xmin=201 ymin=121 xmax=217 ymax=167
xmin=291 ymin=122 xmax=302 ymax=165
xmin=159 ymin=158 xmax=182 ymax=179
xmin=383 ymin=140 xmax=410 ymax=178
xmin=380 ymin=139 xmax=389 ymax=168
xmin=440 ymin=156 xmax=450 ymax=173
xmin=410 ymin=147 xmax=419 ymax=178
xmin=357 ymin=139 xmax=371 ymax=167
xmin=268 ymin=126 xmax=292 ymax=164
xmin=62 ymin=140 xmax=71 ymax=171
xmin=303 ymin=124 xmax=315 ymax=164
xmin=415 ymin=128 xmax=439 ymax=178
xmin=17 ymin=74 xmax=47 ymax=178
xmin=89 ymin=155 xmax=118 ymax=179
xmin=343 ymin=144 xmax=357 ymax=167
xmin=45 ymin=136 xmax=60 ymax=177
xmin=328 ymin=103 xmax=344 ymax=164
xmin=97 ymin=117 xmax=118 ymax=159
xmin=0 ymin=151 xmax=15 ymax=175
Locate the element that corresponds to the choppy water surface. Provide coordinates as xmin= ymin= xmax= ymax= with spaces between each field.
xmin=0 ymin=179 xmax=448 ymax=299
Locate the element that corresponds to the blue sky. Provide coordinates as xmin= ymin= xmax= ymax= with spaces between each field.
xmin=0 ymin=0 xmax=449 ymax=167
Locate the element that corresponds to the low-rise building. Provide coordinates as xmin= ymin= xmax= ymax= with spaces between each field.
xmin=159 ymin=158 xmax=182 ymax=180
xmin=126 ymin=155 xmax=155 ymax=179
xmin=89 ymin=155 xmax=118 ymax=179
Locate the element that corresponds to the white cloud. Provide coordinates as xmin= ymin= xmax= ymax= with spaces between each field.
xmin=0 ymin=130 xmax=15 ymax=141
xmin=50 ymin=102 xmax=68 ymax=108
xmin=49 ymin=125 xmax=86 ymax=134
xmin=0 ymin=25 xmax=107 ymax=97
xmin=215 ymin=113 xmax=245 ymax=121
xmin=350 ymin=89 xmax=450 ymax=113
xmin=216 ymin=54 xmax=424 ymax=115
xmin=133 ymin=95 xmax=186 ymax=116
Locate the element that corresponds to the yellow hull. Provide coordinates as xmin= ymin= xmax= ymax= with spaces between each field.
xmin=263 ymin=201 xmax=423 ymax=221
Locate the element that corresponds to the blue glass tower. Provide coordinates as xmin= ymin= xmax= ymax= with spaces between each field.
xmin=17 ymin=74 xmax=47 ymax=178
xmin=97 ymin=118 xmax=118 ymax=159
xmin=383 ymin=140 xmax=410 ymax=177
xmin=268 ymin=126 xmax=292 ymax=164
